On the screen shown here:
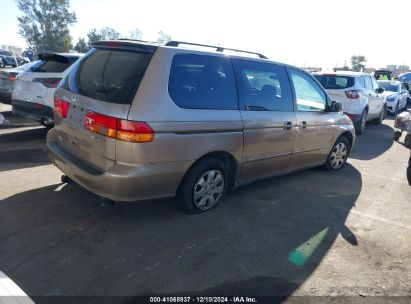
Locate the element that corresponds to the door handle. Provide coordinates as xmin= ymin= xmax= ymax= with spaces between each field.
xmin=299 ymin=121 xmax=307 ymax=129
xmin=283 ymin=121 xmax=293 ymax=130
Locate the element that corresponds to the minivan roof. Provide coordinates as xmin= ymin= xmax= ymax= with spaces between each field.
xmin=94 ymin=39 xmax=269 ymax=60
xmin=92 ymin=40 xmax=315 ymax=74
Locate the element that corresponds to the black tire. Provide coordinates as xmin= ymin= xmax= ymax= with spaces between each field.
xmin=177 ymin=158 xmax=228 ymax=214
xmin=40 ymin=118 xmax=54 ymax=129
xmin=355 ymin=110 xmax=367 ymax=135
xmin=325 ymin=136 xmax=350 ymax=171
xmin=372 ymin=105 xmax=386 ymax=125
xmin=393 ymin=102 xmax=400 ymax=115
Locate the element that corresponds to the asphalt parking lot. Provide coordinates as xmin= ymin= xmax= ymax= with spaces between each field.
xmin=0 ymin=103 xmax=410 ymax=302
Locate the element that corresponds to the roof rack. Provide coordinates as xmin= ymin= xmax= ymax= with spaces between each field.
xmin=165 ymin=41 xmax=268 ymax=59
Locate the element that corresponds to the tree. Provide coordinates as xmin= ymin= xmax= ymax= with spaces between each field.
xmin=75 ymin=38 xmax=88 ymax=53
xmin=86 ymin=27 xmax=121 ymax=48
xmin=157 ymin=30 xmax=171 ymax=44
xmin=87 ymin=28 xmax=102 ymax=49
xmin=128 ymin=27 xmax=142 ymax=40
xmin=16 ymin=0 xmax=77 ymax=52
xmin=351 ymin=55 xmax=367 ymax=72
xmin=63 ymin=34 xmax=73 ymax=52
xmin=334 ymin=65 xmax=351 ymax=72
xmin=100 ymin=27 xmax=121 ymax=40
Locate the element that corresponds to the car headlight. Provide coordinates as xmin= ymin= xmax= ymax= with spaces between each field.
xmin=387 ymin=95 xmax=397 ymax=102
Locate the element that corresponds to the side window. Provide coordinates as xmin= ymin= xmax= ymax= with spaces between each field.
xmin=358 ymin=76 xmax=366 ymax=89
xmin=232 ymin=59 xmax=293 ymax=111
xmin=168 ymin=54 xmax=237 ymax=110
xmin=371 ymin=77 xmax=379 ymax=91
xmin=288 ymin=68 xmax=327 ymax=112
xmin=365 ymin=76 xmax=373 ymax=91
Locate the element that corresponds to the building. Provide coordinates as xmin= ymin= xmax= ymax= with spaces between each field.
xmin=0 ymin=45 xmax=23 ymax=56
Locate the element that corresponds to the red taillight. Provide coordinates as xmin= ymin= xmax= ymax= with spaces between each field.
xmin=345 ymin=90 xmax=361 ymax=99
xmin=84 ymin=111 xmax=117 ymax=138
xmin=53 ymin=96 xmax=69 ymax=119
xmin=395 ymin=116 xmax=402 ymax=128
xmin=117 ymin=120 xmax=155 ymax=143
xmin=347 ymin=114 xmax=356 ymax=121
xmin=8 ymin=73 xmax=17 ymax=82
xmin=33 ymin=78 xmax=62 ymax=88
xmin=84 ymin=111 xmax=154 ymax=143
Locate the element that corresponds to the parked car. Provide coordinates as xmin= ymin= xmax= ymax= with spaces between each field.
xmin=47 ymin=40 xmax=355 ymax=214
xmin=393 ymin=110 xmax=411 ymax=185
xmin=373 ymin=68 xmax=392 ymax=80
xmin=398 ymin=73 xmax=411 ymax=106
xmin=313 ymin=71 xmax=386 ymax=134
xmin=377 ymin=80 xmax=409 ymax=114
xmin=0 ymin=61 xmax=39 ymax=104
xmin=11 ymin=53 xmax=81 ymax=127
xmin=398 ymin=72 xmax=411 ymax=84
xmin=0 ymin=50 xmax=28 ymax=67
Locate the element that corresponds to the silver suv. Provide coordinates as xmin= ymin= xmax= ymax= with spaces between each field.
xmin=47 ymin=40 xmax=355 ymax=213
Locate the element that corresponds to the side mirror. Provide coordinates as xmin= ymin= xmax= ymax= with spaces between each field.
xmin=331 ymin=101 xmax=342 ymax=112
xmin=376 ymin=87 xmax=385 ymax=94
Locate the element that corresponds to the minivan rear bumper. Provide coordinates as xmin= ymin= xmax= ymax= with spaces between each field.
xmin=12 ymin=99 xmax=53 ymax=122
xmin=47 ymin=129 xmax=192 ymax=202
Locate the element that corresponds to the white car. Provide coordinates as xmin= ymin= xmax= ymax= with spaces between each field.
xmin=11 ymin=53 xmax=81 ymax=127
xmin=377 ymin=80 xmax=409 ymax=115
xmin=313 ymin=71 xmax=386 ymax=134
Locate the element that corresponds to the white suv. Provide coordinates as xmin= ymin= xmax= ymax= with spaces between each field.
xmin=11 ymin=53 xmax=81 ymax=127
xmin=313 ymin=71 xmax=387 ymax=134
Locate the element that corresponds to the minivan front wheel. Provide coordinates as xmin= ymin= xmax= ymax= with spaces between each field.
xmin=178 ymin=158 xmax=227 ymax=214
xmin=325 ymin=137 xmax=350 ymax=171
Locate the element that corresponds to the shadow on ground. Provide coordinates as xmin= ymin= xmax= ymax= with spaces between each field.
xmin=0 ymin=163 xmax=362 ymax=301
xmin=0 ymin=127 xmax=49 ymax=171
xmin=350 ymin=122 xmax=394 ymax=160
xmin=0 ymin=111 xmax=39 ymax=129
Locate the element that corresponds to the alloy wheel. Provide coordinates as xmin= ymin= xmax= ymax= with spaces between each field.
xmin=330 ymin=143 xmax=348 ymax=170
xmin=193 ymin=170 xmax=225 ymax=211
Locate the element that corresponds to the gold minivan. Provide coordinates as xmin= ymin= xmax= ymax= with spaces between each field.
xmin=47 ymin=40 xmax=355 ymax=213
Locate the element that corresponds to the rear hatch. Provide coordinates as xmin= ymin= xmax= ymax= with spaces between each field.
xmin=314 ymin=74 xmax=356 ymax=112
xmin=13 ymin=54 xmax=78 ymax=107
xmin=52 ymin=41 xmax=157 ymax=171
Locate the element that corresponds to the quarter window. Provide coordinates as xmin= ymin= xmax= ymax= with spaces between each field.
xmin=358 ymin=76 xmax=366 ymax=89
xmin=168 ymin=54 xmax=237 ymax=110
xmin=232 ymin=59 xmax=293 ymax=111
xmin=365 ymin=76 xmax=373 ymax=91
xmin=289 ymin=68 xmax=327 ymax=112
xmin=371 ymin=77 xmax=379 ymax=91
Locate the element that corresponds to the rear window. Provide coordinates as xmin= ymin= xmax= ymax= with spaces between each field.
xmin=314 ymin=75 xmax=355 ymax=89
xmin=30 ymin=57 xmax=78 ymax=73
xmin=378 ymin=82 xmax=399 ymax=92
xmin=168 ymin=54 xmax=237 ymax=110
xmin=67 ymin=49 xmax=152 ymax=104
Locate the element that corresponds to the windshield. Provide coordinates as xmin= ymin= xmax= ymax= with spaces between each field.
xmin=63 ymin=48 xmax=153 ymax=104
xmin=313 ymin=75 xmax=355 ymax=89
xmin=378 ymin=82 xmax=399 ymax=92
xmin=30 ymin=57 xmax=78 ymax=73
xmin=0 ymin=50 xmax=12 ymax=56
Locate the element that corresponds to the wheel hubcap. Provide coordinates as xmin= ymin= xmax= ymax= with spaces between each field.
xmin=193 ymin=170 xmax=225 ymax=210
xmin=330 ymin=143 xmax=347 ymax=169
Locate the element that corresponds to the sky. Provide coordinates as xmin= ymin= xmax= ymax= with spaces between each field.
xmin=0 ymin=0 xmax=410 ymax=69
